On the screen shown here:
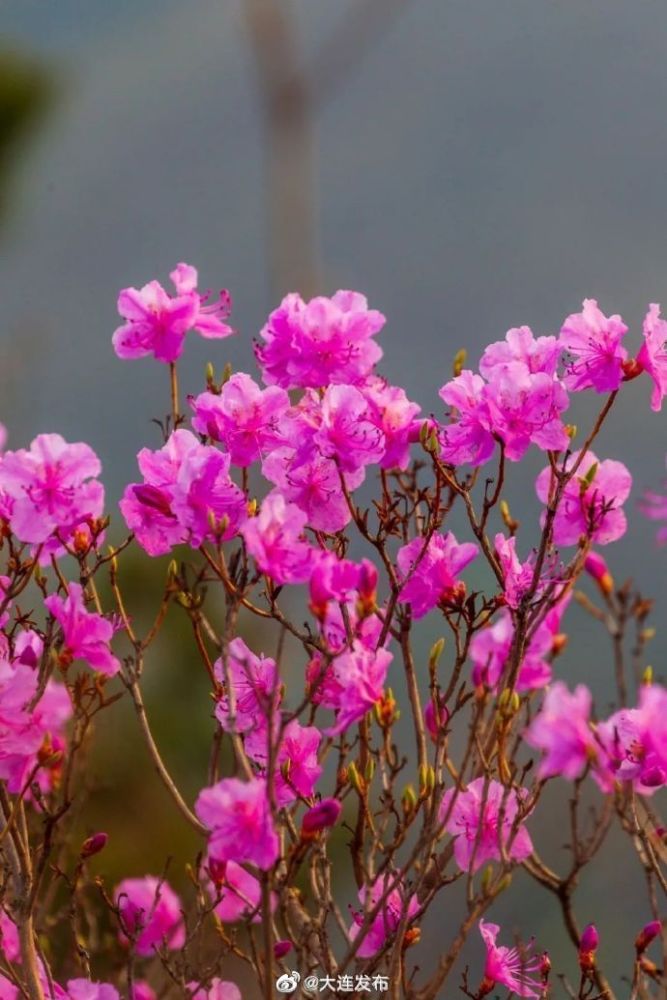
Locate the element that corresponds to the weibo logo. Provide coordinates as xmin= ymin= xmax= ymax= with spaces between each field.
xmin=275 ymin=971 xmax=301 ymax=994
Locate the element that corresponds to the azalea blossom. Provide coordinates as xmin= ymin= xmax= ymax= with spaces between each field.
xmin=439 ymin=778 xmax=533 ymax=872
xmin=348 ymin=875 xmax=420 ymax=958
xmin=45 ymin=583 xmax=121 ymax=676
xmin=637 ymin=303 xmax=667 ymax=411
xmin=206 ymin=859 xmax=271 ymax=924
xmin=190 ymin=374 xmax=289 ymax=466
xmin=535 ymin=450 xmax=632 ymax=546
xmin=255 ymin=290 xmax=385 ymax=389
xmin=397 ymin=533 xmax=478 ymax=618
xmin=477 ymin=919 xmax=543 ymax=998
xmin=195 ymin=777 xmax=279 ymax=870
xmin=524 ymin=682 xmax=609 ymax=785
xmin=214 ymin=638 xmax=279 ymax=736
xmin=559 ymin=299 xmax=628 ymax=393
xmin=0 ymin=433 xmax=104 ymax=546
xmin=113 ymin=263 xmax=232 ymax=364
xmin=240 ymin=492 xmax=314 ymax=584
xmin=114 ymin=876 xmax=185 ymax=956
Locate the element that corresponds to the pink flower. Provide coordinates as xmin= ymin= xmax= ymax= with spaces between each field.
xmin=323 ymin=643 xmax=392 ymax=735
xmin=256 ymin=291 xmax=385 ymax=389
xmin=274 ymin=720 xmax=322 ymax=805
xmin=113 ymin=263 xmax=232 ymax=364
xmin=470 ymin=610 xmax=552 ymax=693
xmin=494 ymin=533 xmax=548 ymax=610
xmin=439 ymin=371 xmax=496 ymax=467
xmin=45 ymin=583 xmax=120 ymax=676
xmin=439 ymin=778 xmax=533 ymax=873
xmin=598 ymin=695 xmax=667 ymax=795
xmin=627 ymin=684 xmax=667 ymax=779
xmin=188 ymin=981 xmax=241 ymax=1000
xmin=314 ymin=385 xmax=385 ymax=473
xmin=560 ymin=299 xmax=628 ymax=393
xmin=207 ymin=859 xmax=269 ymax=923
xmin=637 ymin=303 xmax=667 ymax=411
xmin=360 ymin=377 xmax=421 ymax=469
xmin=640 ymin=456 xmax=667 ymax=544
xmin=120 ymin=430 xmax=246 ymax=556
xmin=484 ymin=362 xmax=569 ymax=460
xmin=536 ymin=450 xmax=632 ymax=546
xmin=114 ymin=876 xmax=185 ymax=956
xmin=191 ymin=374 xmax=289 ymax=466
xmin=0 ymin=434 xmax=104 ymax=546
xmin=195 ymin=777 xmax=279 ymax=870
xmin=480 ymin=326 xmax=561 ymax=378
xmin=308 ymin=552 xmax=370 ymax=619
xmin=0 ymin=913 xmax=19 ymax=962
xmin=240 ymin=493 xmax=314 ymax=585
xmin=348 ymin=875 xmax=420 ymax=958
xmin=524 ymin=682 xmax=608 ymax=784
xmin=397 ymin=533 xmax=478 ymax=619
xmin=478 ymin=919 xmax=543 ymax=998
xmin=214 ymin=638 xmax=279 ymax=736
xmin=66 ymin=981 xmax=120 ymax=1000
xmin=262 ymin=447 xmax=359 ymax=533
xmin=130 ymin=984 xmax=155 ymax=1000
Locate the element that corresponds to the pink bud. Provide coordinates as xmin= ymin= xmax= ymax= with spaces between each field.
xmin=357 ymin=559 xmax=378 ymax=613
xmin=80 ymin=832 xmax=108 ymax=859
xmin=635 ymin=920 xmax=662 ymax=955
xmin=580 ymin=924 xmax=599 ymax=952
xmin=273 ymin=940 xmax=292 ymax=960
xmin=301 ymin=798 xmax=342 ymax=835
xmin=424 ymin=696 xmax=450 ymax=742
xmin=584 ymin=552 xmax=613 ymax=595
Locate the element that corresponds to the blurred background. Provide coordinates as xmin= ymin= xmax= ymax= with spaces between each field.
xmin=1 ymin=0 xmax=667 ymax=993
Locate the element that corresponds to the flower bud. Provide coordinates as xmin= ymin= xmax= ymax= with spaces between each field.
xmin=302 ymin=798 xmax=342 ymax=836
xmin=274 ymin=939 xmax=292 ymax=960
xmin=540 ymin=952 xmax=551 ymax=982
xmin=635 ymin=920 xmax=661 ymax=955
xmin=584 ymin=552 xmax=614 ymax=596
xmin=452 ymin=348 xmax=467 ymax=377
xmin=347 ymin=762 xmax=366 ymax=796
xmin=403 ymin=927 xmax=421 ymax=948
xmin=428 ymin=638 xmax=445 ymax=674
xmin=402 ymin=784 xmax=418 ymax=817
xmin=418 ymin=764 xmax=435 ymax=796
xmin=424 ymin=695 xmax=449 ymax=742
xmin=643 ymin=665 xmax=654 ymax=685
xmin=578 ymin=923 xmax=599 ymax=973
xmin=80 ymin=832 xmax=108 ymax=859
xmin=622 ymin=357 xmax=644 ymax=381
xmin=357 ymin=560 xmax=378 ymax=616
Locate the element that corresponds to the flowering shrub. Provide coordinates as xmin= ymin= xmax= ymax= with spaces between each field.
xmin=0 ymin=264 xmax=665 ymax=999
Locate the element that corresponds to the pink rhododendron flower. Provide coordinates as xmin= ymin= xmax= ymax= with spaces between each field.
xmin=262 ymin=447 xmax=359 ymax=533
xmin=214 ymin=638 xmax=279 ymax=735
xmin=640 ymin=456 xmax=667 ymax=543
xmin=598 ymin=694 xmax=667 ymax=795
xmin=439 ymin=370 xmax=496 ymax=467
xmin=321 ymin=643 xmax=392 ymax=735
xmin=480 ymin=326 xmax=561 ymax=378
xmin=191 ymin=374 xmax=289 ymax=466
xmin=360 ymin=377 xmax=421 ymax=469
xmin=637 ymin=303 xmax=667 ymax=411
xmin=314 ymin=385 xmax=385 ymax=473
xmin=45 ymin=583 xmax=121 ymax=676
xmin=470 ymin=610 xmax=552 ymax=693
xmin=120 ymin=430 xmax=246 ymax=556
xmin=559 ymin=300 xmax=628 ymax=393
xmin=195 ymin=777 xmax=279 ymax=870
xmin=524 ymin=682 xmax=609 ymax=784
xmin=240 ymin=492 xmax=314 ymax=584
xmin=256 ymin=290 xmax=384 ymax=389
xmin=535 ymin=450 xmax=632 ymax=546
xmin=189 ymin=981 xmax=241 ymax=1000
xmin=629 ymin=683 xmax=667 ymax=778
xmin=0 ymin=434 xmax=104 ymax=546
xmin=439 ymin=778 xmax=533 ymax=872
xmin=494 ymin=533 xmax=548 ymax=609
xmin=114 ymin=877 xmax=185 ymax=956
xmin=0 ymin=912 xmax=19 ymax=962
xmin=348 ymin=875 xmax=420 ymax=958
xmin=397 ymin=533 xmax=478 ymax=618
xmin=478 ymin=919 xmax=543 ymax=998
xmin=113 ymin=263 xmax=232 ymax=364
xmin=484 ymin=361 xmax=569 ymax=460
xmin=66 ymin=981 xmax=120 ymax=1000
xmin=207 ymin=859 xmax=273 ymax=924
xmin=274 ymin=719 xmax=322 ymax=805
xmin=130 ymin=984 xmax=155 ymax=1000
